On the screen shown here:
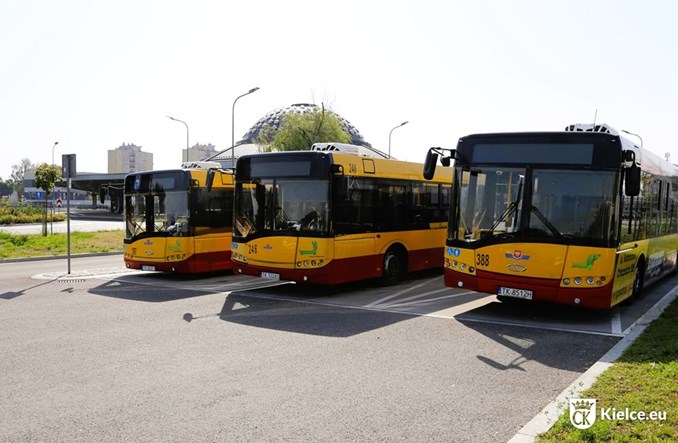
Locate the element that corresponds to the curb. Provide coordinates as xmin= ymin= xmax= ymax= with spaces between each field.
xmin=0 ymin=251 xmax=123 ymax=264
xmin=508 ymin=283 xmax=678 ymax=442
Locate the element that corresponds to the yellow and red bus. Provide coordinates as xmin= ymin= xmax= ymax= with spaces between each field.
xmin=423 ymin=123 xmax=678 ymax=309
xmin=231 ymin=144 xmax=453 ymax=285
xmin=123 ymin=162 xmax=234 ymax=273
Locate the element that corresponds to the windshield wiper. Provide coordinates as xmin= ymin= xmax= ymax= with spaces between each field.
xmin=529 ymin=205 xmax=563 ymax=238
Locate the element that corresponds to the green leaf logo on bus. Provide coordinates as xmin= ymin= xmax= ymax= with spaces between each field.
xmin=300 ymin=241 xmax=318 ymax=256
xmin=572 ymin=254 xmax=601 ymax=270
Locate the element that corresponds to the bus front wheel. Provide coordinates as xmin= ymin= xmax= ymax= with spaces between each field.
xmin=382 ymin=247 xmax=406 ymax=286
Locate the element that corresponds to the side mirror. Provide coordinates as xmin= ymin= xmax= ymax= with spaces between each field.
xmin=624 ymin=163 xmax=641 ymax=197
xmin=206 ymin=169 xmax=216 ymax=192
xmin=423 ymin=149 xmax=439 ymax=180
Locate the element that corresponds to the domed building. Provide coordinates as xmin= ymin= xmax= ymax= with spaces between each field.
xmin=208 ymin=103 xmax=372 ymax=167
xmin=239 ymin=103 xmax=370 ymax=147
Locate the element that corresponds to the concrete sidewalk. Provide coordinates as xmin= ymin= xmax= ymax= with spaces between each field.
xmin=0 ymin=219 xmax=123 ymax=235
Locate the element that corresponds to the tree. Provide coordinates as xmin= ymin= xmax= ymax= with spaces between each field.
xmin=10 ymin=158 xmax=35 ymax=200
xmin=257 ymin=104 xmax=351 ymax=151
xmin=34 ymin=163 xmax=63 ymax=236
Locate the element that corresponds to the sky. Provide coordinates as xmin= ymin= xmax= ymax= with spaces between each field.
xmin=2 ymin=0 xmax=678 ymax=180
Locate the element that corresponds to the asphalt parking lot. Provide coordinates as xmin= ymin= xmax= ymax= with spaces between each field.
xmin=2 ymin=255 xmax=674 ymax=442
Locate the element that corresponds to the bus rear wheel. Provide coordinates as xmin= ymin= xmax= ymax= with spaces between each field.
xmin=632 ymin=260 xmax=645 ymax=299
xmin=382 ymin=247 xmax=406 ymax=286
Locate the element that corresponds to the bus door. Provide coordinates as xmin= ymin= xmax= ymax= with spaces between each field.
xmin=332 ymin=177 xmax=379 ymax=277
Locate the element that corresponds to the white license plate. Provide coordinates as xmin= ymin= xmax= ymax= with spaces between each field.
xmin=261 ymin=271 xmax=280 ymax=281
xmin=142 ymin=265 xmax=156 ymax=271
xmin=498 ymin=286 xmax=533 ymax=300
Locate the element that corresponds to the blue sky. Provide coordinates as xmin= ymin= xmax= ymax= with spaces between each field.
xmin=1 ymin=0 xmax=677 ymax=179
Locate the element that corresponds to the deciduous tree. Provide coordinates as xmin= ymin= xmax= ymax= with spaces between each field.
xmin=257 ymin=104 xmax=351 ymax=151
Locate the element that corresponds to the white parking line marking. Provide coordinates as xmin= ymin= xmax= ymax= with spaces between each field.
xmin=386 ymin=290 xmax=476 ymax=308
xmin=372 ymin=287 xmax=453 ymax=308
xmin=363 ymin=277 xmax=438 ymax=307
xmin=610 ymin=307 xmax=623 ymax=335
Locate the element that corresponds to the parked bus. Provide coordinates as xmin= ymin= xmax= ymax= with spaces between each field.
xmin=123 ymin=162 xmax=234 ymax=273
xmin=231 ymin=144 xmax=453 ymax=285
xmin=423 ymin=123 xmax=678 ymax=309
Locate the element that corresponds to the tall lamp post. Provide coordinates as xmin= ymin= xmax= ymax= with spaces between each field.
xmin=231 ymin=87 xmax=260 ymax=163
xmin=50 ymin=141 xmax=59 ymax=233
xmin=388 ymin=121 xmax=409 ymax=159
xmin=622 ymin=129 xmax=643 ymax=148
xmin=51 ymin=141 xmax=59 ymax=165
xmin=167 ymin=116 xmax=189 ymax=163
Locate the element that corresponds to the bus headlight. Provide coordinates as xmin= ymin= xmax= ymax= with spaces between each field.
xmin=586 ymin=277 xmax=595 ymax=285
xmin=574 ymin=277 xmax=582 ymax=285
xmin=563 ymin=278 xmax=570 ymax=285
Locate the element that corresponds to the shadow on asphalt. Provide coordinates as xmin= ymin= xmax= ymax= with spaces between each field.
xmin=1 ymin=278 xmax=57 ymax=300
xmin=88 ymin=279 xmax=213 ymax=302
xmin=466 ymin=320 xmax=621 ymax=372
xmin=218 ymin=292 xmax=414 ymax=338
xmin=215 ymin=270 xmax=445 ymax=337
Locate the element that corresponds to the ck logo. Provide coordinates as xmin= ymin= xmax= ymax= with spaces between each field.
xmin=569 ymin=399 xmax=597 ymax=430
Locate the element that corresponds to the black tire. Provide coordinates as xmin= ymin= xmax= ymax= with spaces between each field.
xmin=382 ymin=247 xmax=406 ymax=286
xmin=631 ymin=260 xmax=645 ymax=299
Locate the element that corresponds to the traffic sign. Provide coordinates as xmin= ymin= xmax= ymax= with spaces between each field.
xmin=56 ymin=198 xmax=62 ymax=208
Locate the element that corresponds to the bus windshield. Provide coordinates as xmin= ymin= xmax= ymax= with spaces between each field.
xmin=235 ymin=179 xmax=330 ymax=238
xmin=455 ymin=167 xmax=618 ymax=245
xmin=125 ymin=191 xmax=190 ymax=239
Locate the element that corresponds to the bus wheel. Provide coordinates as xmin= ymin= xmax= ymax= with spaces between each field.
xmin=382 ymin=247 xmax=406 ymax=286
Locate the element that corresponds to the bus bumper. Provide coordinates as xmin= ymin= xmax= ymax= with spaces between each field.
xmin=444 ymin=268 xmax=613 ymax=309
xmin=233 ymin=254 xmax=381 ymax=285
xmin=124 ymin=250 xmax=233 ymax=273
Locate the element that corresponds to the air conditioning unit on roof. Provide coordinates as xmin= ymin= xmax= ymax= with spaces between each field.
xmin=311 ymin=143 xmax=389 ymax=159
xmin=565 ymin=123 xmax=619 ymax=135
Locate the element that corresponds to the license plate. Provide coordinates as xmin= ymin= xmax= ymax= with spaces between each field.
xmin=261 ymin=271 xmax=280 ymax=281
xmin=142 ymin=265 xmax=156 ymax=271
xmin=498 ymin=286 xmax=533 ymax=300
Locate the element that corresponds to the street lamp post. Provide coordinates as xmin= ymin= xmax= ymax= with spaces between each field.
xmin=622 ymin=129 xmax=643 ymax=148
xmin=51 ymin=141 xmax=59 ymax=165
xmin=231 ymin=87 xmax=260 ymax=163
xmin=50 ymin=141 xmax=59 ymax=234
xmin=388 ymin=121 xmax=409 ymax=159
xmin=167 ymin=116 xmax=189 ymax=163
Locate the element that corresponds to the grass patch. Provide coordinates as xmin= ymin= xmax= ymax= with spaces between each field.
xmin=537 ymin=298 xmax=678 ymax=442
xmin=0 ymin=230 xmax=124 ymax=258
